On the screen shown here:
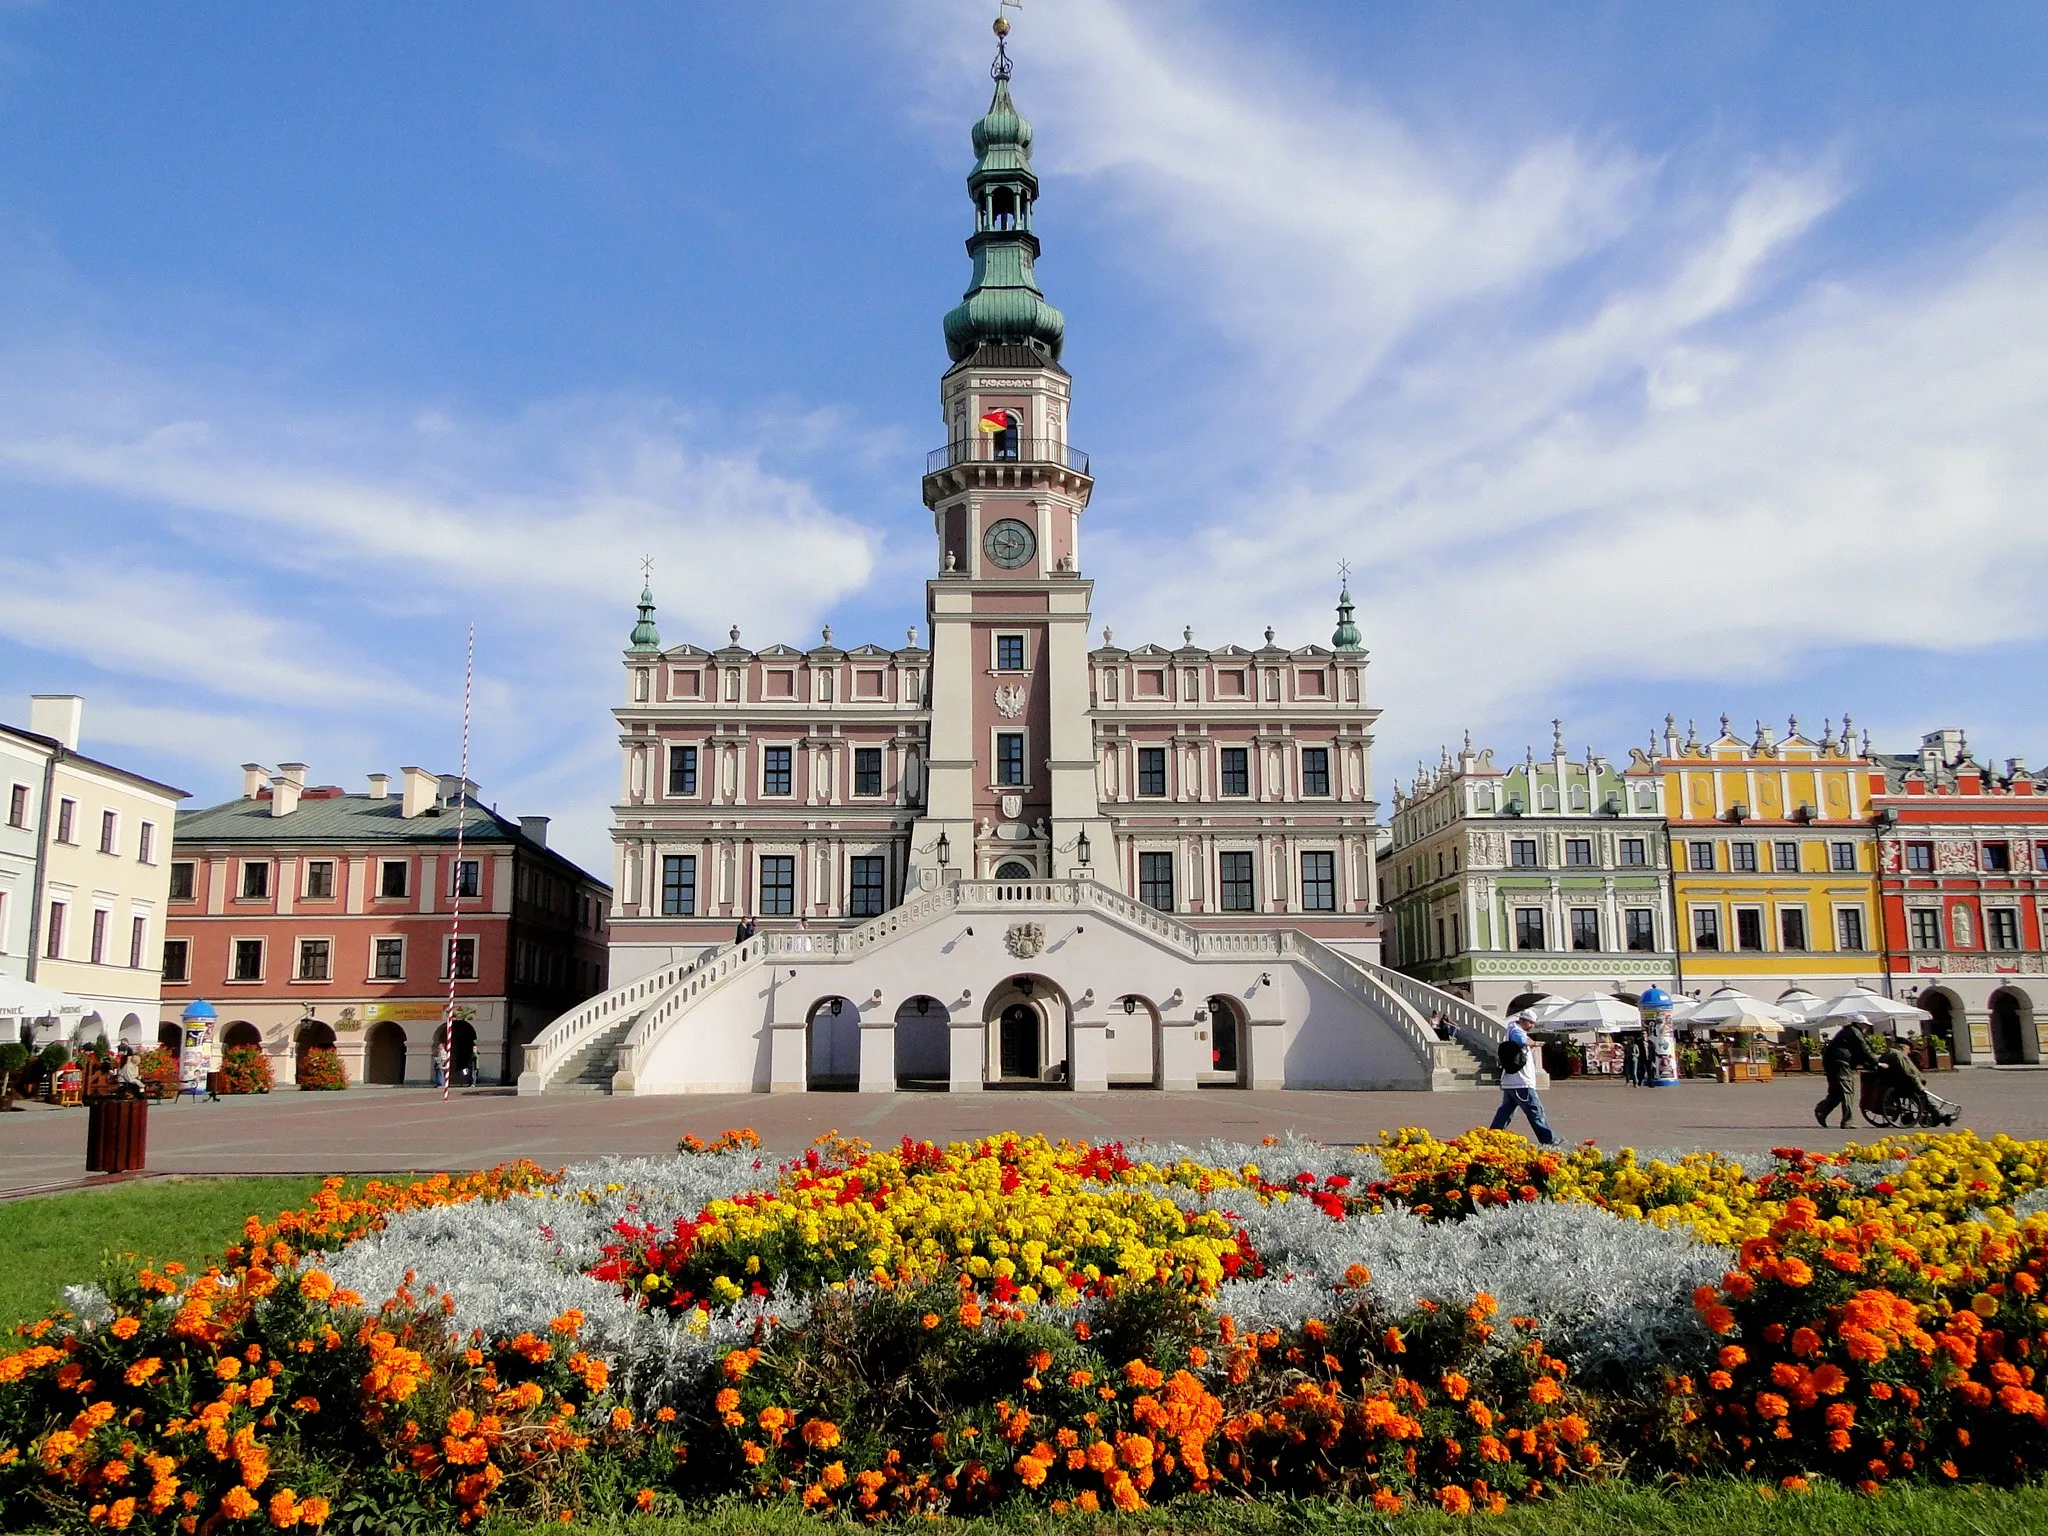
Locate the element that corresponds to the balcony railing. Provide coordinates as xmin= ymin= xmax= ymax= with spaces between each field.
xmin=926 ymin=437 xmax=1090 ymax=476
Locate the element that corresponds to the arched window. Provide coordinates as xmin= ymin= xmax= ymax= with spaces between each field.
xmin=991 ymin=411 xmax=1019 ymax=461
xmin=995 ymin=860 xmax=1031 ymax=880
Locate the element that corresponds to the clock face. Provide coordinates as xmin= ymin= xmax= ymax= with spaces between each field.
xmin=982 ymin=518 xmax=1037 ymax=570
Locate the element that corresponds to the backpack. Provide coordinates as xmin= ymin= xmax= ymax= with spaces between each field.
xmin=1497 ymin=1037 xmax=1528 ymax=1075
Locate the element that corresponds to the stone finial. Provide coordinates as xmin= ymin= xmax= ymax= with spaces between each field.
xmin=1862 ymin=729 xmax=1872 ymax=756
xmin=1821 ymin=717 xmax=1837 ymax=751
xmin=1183 ymin=625 xmax=1194 ymax=646
xmin=821 ymin=624 xmax=833 ymax=645
xmin=1102 ymin=626 xmax=1113 ymax=646
xmin=1788 ymin=713 xmax=1799 ymax=740
xmin=944 ymin=549 xmax=957 ymax=572
xmin=1551 ymin=718 xmax=1565 ymax=756
xmin=1463 ymin=728 xmax=1473 ymax=753
xmin=1264 ymin=625 xmax=1276 ymax=645
xmin=1719 ymin=712 xmax=1732 ymax=739
xmin=1686 ymin=719 xmax=1700 ymax=752
xmin=729 ymin=624 xmax=741 ymax=645
xmin=908 ymin=625 xmax=919 ymax=647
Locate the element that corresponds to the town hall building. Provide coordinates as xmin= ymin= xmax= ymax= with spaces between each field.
xmin=518 ymin=34 xmax=1493 ymax=1097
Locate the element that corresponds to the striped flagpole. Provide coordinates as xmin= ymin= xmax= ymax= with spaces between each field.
xmin=441 ymin=623 xmax=475 ymax=1104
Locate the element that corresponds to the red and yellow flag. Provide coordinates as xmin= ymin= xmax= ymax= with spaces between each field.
xmin=977 ymin=409 xmax=1012 ymax=433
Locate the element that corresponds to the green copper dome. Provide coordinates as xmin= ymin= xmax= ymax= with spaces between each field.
xmin=629 ymin=583 xmax=661 ymax=653
xmin=1332 ymin=583 xmax=1363 ymax=652
xmin=943 ymin=67 xmax=1066 ymax=364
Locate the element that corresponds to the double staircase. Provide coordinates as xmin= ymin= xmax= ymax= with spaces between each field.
xmin=519 ymin=879 xmax=1513 ymax=1094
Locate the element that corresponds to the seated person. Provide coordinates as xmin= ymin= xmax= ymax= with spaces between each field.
xmin=1875 ymin=1039 xmax=1946 ymax=1123
xmin=114 ymin=1048 xmax=146 ymax=1099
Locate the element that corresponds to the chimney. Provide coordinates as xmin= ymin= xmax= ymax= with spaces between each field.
xmin=399 ymin=766 xmax=438 ymax=818
xmin=241 ymin=763 xmax=269 ymax=800
xmin=367 ymin=773 xmax=391 ymax=800
xmin=28 ymin=695 xmax=83 ymax=751
xmin=519 ymin=815 xmax=550 ymax=848
xmin=269 ymin=773 xmax=302 ymax=818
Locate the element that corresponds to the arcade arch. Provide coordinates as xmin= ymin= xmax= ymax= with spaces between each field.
xmin=1202 ymin=994 xmax=1246 ymax=1086
xmin=1990 ymin=987 xmax=2039 ymax=1066
xmin=893 ymin=995 xmax=950 ymax=1089
xmin=221 ymin=1021 xmax=262 ymax=1052
xmin=364 ymin=1022 xmax=407 ymax=1084
xmin=983 ymin=975 xmax=1068 ymax=1085
xmin=807 ymin=997 xmax=860 ymax=1090
xmin=1917 ymin=987 xmax=1964 ymax=1064
xmin=293 ymin=1018 xmax=336 ymax=1081
xmin=1108 ymin=994 xmax=1160 ymax=1088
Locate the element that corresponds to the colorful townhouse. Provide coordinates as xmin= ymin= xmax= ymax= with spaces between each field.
xmin=164 ymin=764 xmax=610 ymax=1086
xmin=1379 ymin=726 xmax=1677 ymax=1014
xmin=1658 ymin=714 xmax=1884 ymax=1004
xmin=1871 ymin=729 xmax=2048 ymax=1066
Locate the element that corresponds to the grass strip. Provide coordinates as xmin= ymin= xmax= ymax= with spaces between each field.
xmin=0 ymin=1175 xmax=337 ymax=1332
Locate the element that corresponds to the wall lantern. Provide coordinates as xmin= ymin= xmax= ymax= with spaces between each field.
xmin=916 ymin=997 xmax=930 ymax=1016
xmin=1123 ymin=996 xmax=1137 ymax=1015
xmin=1018 ymin=976 xmax=1035 ymax=997
xmin=1076 ymin=829 xmax=1092 ymax=866
xmin=935 ymin=830 xmax=951 ymax=867
xmin=829 ymin=998 xmax=843 ymax=1016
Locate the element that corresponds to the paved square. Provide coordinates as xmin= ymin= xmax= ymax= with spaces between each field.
xmin=5 ymin=1069 xmax=2046 ymax=1199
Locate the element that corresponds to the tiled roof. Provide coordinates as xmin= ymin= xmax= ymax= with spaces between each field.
xmin=177 ymin=793 xmax=519 ymax=847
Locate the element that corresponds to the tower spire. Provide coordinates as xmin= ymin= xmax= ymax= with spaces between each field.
xmin=942 ymin=14 xmax=1066 ymax=364
xmin=1331 ymin=564 xmax=1362 ymax=652
xmin=628 ymin=573 xmax=660 ymax=653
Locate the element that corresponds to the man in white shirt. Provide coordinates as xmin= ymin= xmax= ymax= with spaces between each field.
xmin=1487 ymin=1017 xmax=1559 ymax=1146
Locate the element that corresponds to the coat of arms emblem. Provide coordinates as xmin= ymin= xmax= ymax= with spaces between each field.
xmin=994 ymin=682 xmax=1027 ymax=718
xmin=1004 ymin=921 xmax=1046 ymax=959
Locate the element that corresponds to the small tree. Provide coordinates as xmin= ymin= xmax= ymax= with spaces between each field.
xmin=0 ymin=1041 xmax=28 ymax=1100
xmin=296 ymin=1046 xmax=347 ymax=1091
xmin=38 ymin=1040 xmax=69 ymax=1075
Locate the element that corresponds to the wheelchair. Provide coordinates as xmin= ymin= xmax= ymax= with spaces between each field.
xmin=1857 ymin=1071 xmax=1960 ymax=1128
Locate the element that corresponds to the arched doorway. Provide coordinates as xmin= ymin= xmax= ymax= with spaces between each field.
xmin=119 ymin=1013 xmax=146 ymax=1049
xmin=157 ymin=1021 xmax=182 ymax=1055
xmin=984 ymin=976 xmax=1067 ymax=1085
xmin=1109 ymin=996 xmax=1159 ymax=1088
xmin=294 ymin=1019 xmax=336 ymax=1081
xmin=432 ymin=1019 xmax=478 ymax=1086
xmin=364 ymin=1022 xmax=407 ymax=1085
xmin=807 ymin=998 xmax=860 ymax=1090
xmin=1203 ymin=995 xmax=1245 ymax=1086
xmin=1919 ymin=989 xmax=1961 ymax=1064
xmin=221 ymin=1021 xmax=261 ymax=1051
xmin=893 ymin=996 xmax=949 ymax=1089
xmin=1990 ymin=989 xmax=2035 ymax=1065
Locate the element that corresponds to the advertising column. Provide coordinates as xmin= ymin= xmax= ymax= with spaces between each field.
xmin=1640 ymin=985 xmax=1680 ymax=1086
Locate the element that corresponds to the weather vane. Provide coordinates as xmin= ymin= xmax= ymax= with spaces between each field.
xmin=639 ymin=554 xmax=654 ymax=582
xmin=1337 ymin=558 xmax=1352 ymax=585
xmin=992 ymin=1 xmax=1021 ymax=79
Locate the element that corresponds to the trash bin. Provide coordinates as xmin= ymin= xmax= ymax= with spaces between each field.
xmin=86 ymin=1097 xmax=148 ymax=1174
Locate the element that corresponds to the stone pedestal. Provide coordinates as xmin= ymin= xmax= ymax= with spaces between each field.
xmin=1067 ymin=1017 xmax=1108 ymax=1093
xmin=1157 ymin=1015 xmax=1203 ymax=1092
xmin=858 ymin=1013 xmax=897 ymax=1093
xmin=948 ymin=1018 xmax=984 ymax=1092
xmin=1246 ymin=1019 xmax=1286 ymax=1090
xmin=769 ymin=1020 xmax=808 ymax=1093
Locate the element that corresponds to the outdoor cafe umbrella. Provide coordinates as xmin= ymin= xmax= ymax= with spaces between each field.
xmin=1538 ymin=993 xmax=1642 ymax=1033
xmin=1813 ymin=988 xmax=1931 ymax=1036
xmin=0 ymin=974 xmax=92 ymax=1020
xmin=1680 ymin=986 xmax=1799 ymax=1035
xmin=1773 ymin=985 xmax=1828 ymax=1023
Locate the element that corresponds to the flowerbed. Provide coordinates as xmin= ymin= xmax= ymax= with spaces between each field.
xmin=3 ymin=1131 xmax=2046 ymax=1532
xmin=219 ymin=1049 xmax=273 ymax=1097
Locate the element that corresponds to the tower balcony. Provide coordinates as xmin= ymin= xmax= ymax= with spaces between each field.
xmin=922 ymin=436 xmax=1093 ymax=507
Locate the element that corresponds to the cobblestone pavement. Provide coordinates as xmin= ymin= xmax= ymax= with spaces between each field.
xmin=3 ymin=1070 xmax=2045 ymax=1198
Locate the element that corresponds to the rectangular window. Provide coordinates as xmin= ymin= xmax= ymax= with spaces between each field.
xmin=129 ymin=915 xmax=146 ymax=969
xmin=1565 ymin=838 xmax=1593 ymax=867
xmin=1510 ymin=838 xmax=1539 ymax=868
xmin=1300 ymin=747 xmax=1331 ymax=797
xmin=1514 ymin=908 xmax=1546 ymax=951
xmin=304 ymin=860 xmax=335 ymax=899
xmin=762 ymin=746 xmax=793 ymax=796
xmin=1774 ymin=840 xmax=1800 ymax=872
xmin=1139 ymin=852 xmax=1175 ymax=912
xmin=759 ymin=855 xmax=795 ymax=916
xmin=6 ymin=784 xmax=25 ymax=827
xmin=89 ymin=908 xmax=107 ymax=964
xmin=1731 ymin=842 xmax=1758 ymax=872
xmin=1618 ymin=837 xmax=1647 ymax=867
xmin=1625 ymin=909 xmax=1656 ymax=951
xmin=1300 ymin=851 xmax=1336 ymax=911
xmin=854 ymin=747 xmax=883 ymax=796
xmin=1989 ymin=909 xmax=2021 ymax=950
xmin=1689 ymin=840 xmax=1715 ymax=871
xmin=995 ymin=634 xmax=1026 ymax=671
xmin=1905 ymin=841 xmax=1934 ymax=872
xmin=1909 ymin=909 xmax=1942 ymax=950
xmin=99 ymin=809 xmax=117 ymax=854
xmin=1736 ymin=908 xmax=1765 ymax=951
xmin=1136 ymin=747 xmax=1166 ymax=797
xmin=1218 ymin=851 xmax=1254 ymax=912
xmin=297 ymin=939 xmax=331 ymax=981
xmin=137 ymin=822 xmax=155 ymax=864
xmin=2037 ymin=843 xmax=2048 ymax=873
xmin=169 ymin=861 xmax=196 ymax=900
xmin=450 ymin=859 xmax=480 ymax=899
xmin=667 ymin=745 xmax=698 ymax=796
xmin=233 ymin=938 xmax=263 ymax=981
xmin=1570 ymin=908 xmax=1600 ymax=951
xmin=996 ymin=732 xmax=1026 ymax=786
xmin=1692 ymin=908 xmax=1721 ymax=951
xmin=161 ymin=938 xmax=190 ymax=983
xmin=1983 ymin=841 xmax=2012 ymax=872
xmin=1830 ymin=841 xmax=1856 ymax=872
xmin=848 ymin=856 xmax=886 ymax=918
xmin=1781 ymin=908 xmax=1808 ymax=951
xmin=1837 ymin=908 xmax=1866 ymax=952
xmin=1220 ymin=747 xmax=1249 ymax=797
xmin=374 ymin=938 xmax=404 ymax=979
xmin=56 ymin=798 xmax=74 ymax=843
xmin=447 ymin=937 xmax=477 ymax=980
xmin=660 ymin=855 xmax=697 ymax=917
xmin=45 ymin=901 xmax=64 ymax=958
xmin=241 ymin=861 xmax=270 ymax=900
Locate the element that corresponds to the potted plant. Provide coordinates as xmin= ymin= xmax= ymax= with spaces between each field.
xmin=0 ymin=1041 xmax=26 ymax=1109
xmin=297 ymin=1046 xmax=347 ymax=1091
xmin=137 ymin=1047 xmax=179 ymax=1100
xmin=221 ymin=1045 xmax=274 ymax=1095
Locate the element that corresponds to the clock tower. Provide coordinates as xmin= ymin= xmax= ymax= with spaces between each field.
xmin=912 ymin=24 xmax=1105 ymax=889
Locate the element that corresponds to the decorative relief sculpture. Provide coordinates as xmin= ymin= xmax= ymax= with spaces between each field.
xmin=1004 ymin=922 xmax=1046 ymax=959
xmin=995 ymin=682 xmax=1027 ymax=718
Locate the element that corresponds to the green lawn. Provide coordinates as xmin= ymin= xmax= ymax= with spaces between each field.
xmin=0 ymin=1175 xmax=336 ymax=1332
xmin=555 ymin=1482 xmax=2048 ymax=1535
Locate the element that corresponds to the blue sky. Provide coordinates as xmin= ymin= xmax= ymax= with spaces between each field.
xmin=2 ymin=1 xmax=2045 ymax=874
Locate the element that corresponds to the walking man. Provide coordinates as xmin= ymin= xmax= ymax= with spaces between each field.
xmin=1489 ymin=1017 xmax=1559 ymax=1146
xmin=1815 ymin=1014 xmax=1882 ymax=1129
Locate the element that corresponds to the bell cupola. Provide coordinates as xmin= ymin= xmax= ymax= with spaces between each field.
xmin=941 ymin=20 xmax=1066 ymax=364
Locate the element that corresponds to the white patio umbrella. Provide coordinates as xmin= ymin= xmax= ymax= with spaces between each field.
xmin=1813 ymin=988 xmax=1930 ymax=1036
xmin=1539 ymin=993 xmax=1643 ymax=1033
xmin=1773 ymin=985 xmax=1829 ymax=1022
xmin=1681 ymin=986 xmax=1800 ymax=1035
xmin=0 ymin=974 xmax=92 ymax=1020
xmin=1514 ymin=994 xmax=1571 ymax=1023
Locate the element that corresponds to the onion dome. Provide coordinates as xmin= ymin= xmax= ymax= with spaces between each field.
xmin=629 ymin=583 xmax=661 ymax=653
